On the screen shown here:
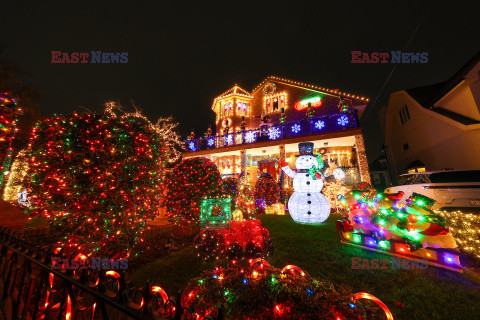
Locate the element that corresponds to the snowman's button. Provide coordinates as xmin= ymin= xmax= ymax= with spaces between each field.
xmin=308 ymin=201 xmax=311 ymax=204
xmin=307 ymin=193 xmax=311 ymax=196
xmin=306 ymin=174 xmax=310 ymax=177
xmin=306 ymin=181 xmax=310 ymax=185
xmin=307 ymin=211 xmax=311 ymax=215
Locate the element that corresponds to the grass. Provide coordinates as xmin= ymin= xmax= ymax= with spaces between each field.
xmin=128 ymin=214 xmax=480 ymax=320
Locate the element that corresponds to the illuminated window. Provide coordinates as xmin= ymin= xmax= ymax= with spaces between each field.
xmin=236 ymin=100 xmax=248 ymax=116
xmin=264 ymin=92 xmax=287 ymax=113
xmin=221 ymin=100 xmax=233 ymax=117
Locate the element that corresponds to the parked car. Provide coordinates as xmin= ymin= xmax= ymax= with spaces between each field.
xmin=384 ymin=170 xmax=480 ymax=210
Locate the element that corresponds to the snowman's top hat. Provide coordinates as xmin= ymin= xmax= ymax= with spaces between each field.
xmin=296 ymin=142 xmax=315 ymax=157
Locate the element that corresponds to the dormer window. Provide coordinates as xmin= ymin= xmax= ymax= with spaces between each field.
xmin=264 ymin=92 xmax=287 ymax=114
xmin=236 ymin=100 xmax=248 ymax=116
xmin=221 ymin=100 xmax=233 ymax=117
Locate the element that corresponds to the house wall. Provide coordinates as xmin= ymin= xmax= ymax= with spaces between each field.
xmin=384 ymin=90 xmax=480 ymax=183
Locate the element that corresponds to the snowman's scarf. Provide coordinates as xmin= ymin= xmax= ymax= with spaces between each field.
xmin=307 ymin=154 xmax=325 ymax=180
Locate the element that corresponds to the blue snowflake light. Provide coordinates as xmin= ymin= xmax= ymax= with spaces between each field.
xmin=337 ymin=115 xmax=349 ymax=126
xmin=245 ymin=131 xmax=256 ymax=143
xmin=226 ymin=134 xmax=233 ymax=144
xmin=188 ymin=141 xmax=196 ymax=151
xmin=315 ymin=120 xmax=325 ymax=130
xmin=268 ymin=127 xmax=282 ymax=140
xmin=291 ymin=123 xmax=301 ymax=134
xmin=207 ymin=138 xmax=214 ymax=147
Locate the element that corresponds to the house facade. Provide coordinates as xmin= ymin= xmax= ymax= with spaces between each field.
xmin=183 ymin=76 xmax=371 ymax=192
xmin=381 ymin=52 xmax=480 ymax=183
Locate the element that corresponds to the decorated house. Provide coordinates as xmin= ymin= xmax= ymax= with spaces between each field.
xmin=183 ymin=76 xmax=371 ymax=195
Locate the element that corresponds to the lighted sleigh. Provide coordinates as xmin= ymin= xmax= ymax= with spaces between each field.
xmin=337 ymin=190 xmax=461 ymax=272
xmin=194 ymin=198 xmax=273 ymax=261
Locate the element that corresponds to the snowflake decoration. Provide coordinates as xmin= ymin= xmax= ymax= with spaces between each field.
xmin=207 ymin=138 xmax=214 ymax=147
xmin=268 ymin=127 xmax=282 ymax=140
xmin=337 ymin=115 xmax=349 ymax=126
xmin=291 ymin=123 xmax=301 ymax=134
xmin=245 ymin=131 xmax=256 ymax=143
xmin=188 ymin=141 xmax=196 ymax=151
xmin=226 ymin=134 xmax=233 ymax=144
xmin=315 ymin=120 xmax=325 ymax=130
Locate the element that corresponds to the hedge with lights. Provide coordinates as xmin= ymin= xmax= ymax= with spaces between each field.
xmin=165 ymin=157 xmax=222 ymax=229
xmin=254 ymin=173 xmax=280 ymax=213
xmin=221 ymin=177 xmax=239 ymax=199
xmin=181 ymin=260 xmax=389 ymax=320
xmin=25 ymin=105 xmax=171 ymax=256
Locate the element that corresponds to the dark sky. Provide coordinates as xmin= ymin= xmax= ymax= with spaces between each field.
xmin=2 ymin=1 xmax=479 ymax=160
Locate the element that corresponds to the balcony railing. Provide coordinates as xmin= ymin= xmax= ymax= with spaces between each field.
xmin=186 ymin=110 xmax=358 ymax=152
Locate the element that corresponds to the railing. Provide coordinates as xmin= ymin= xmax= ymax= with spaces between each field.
xmin=0 ymin=227 xmax=223 ymax=320
xmin=186 ymin=110 xmax=358 ymax=152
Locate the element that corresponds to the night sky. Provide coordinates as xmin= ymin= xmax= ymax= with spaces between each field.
xmin=2 ymin=1 xmax=479 ymax=160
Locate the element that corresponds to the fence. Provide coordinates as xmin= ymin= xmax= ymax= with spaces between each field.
xmin=0 ymin=227 xmax=222 ymax=320
xmin=186 ymin=110 xmax=359 ymax=152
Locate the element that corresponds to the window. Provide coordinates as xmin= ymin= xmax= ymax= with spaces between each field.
xmin=236 ymin=100 xmax=248 ymax=116
xmin=398 ymin=105 xmax=411 ymax=125
xmin=221 ymin=100 xmax=233 ymax=117
xmin=404 ymin=104 xmax=410 ymax=119
xmin=264 ymin=92 xmax=287 ymax=113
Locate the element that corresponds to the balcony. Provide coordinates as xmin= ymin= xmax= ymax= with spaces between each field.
xmin=186 ymin=110 xmax=358 ymax=152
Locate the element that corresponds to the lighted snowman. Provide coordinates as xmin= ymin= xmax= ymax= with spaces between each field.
xmin=281 ymin=142 xmax=331 ymax=223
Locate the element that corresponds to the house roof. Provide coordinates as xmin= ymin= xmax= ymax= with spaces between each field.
xmin=430 ymin=107 xmax=480 ymax=125
xmin=211 ymin=85 xmax=254 ymax=110
xmin=405 ymin=81 xmax=447 ymax=106
xmin=405 ymin=50 xmax=480 ymax=107
xmin=252 ymin=76 xmax=369 ymax=103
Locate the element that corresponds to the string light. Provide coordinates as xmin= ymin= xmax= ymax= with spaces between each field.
xmin=338 ymin=187 xmax=462 ymax=270
xmin=25 ymin=103 xmax=171 ymax=256
xmin=182 ymin=261 xmax=388 ymax=319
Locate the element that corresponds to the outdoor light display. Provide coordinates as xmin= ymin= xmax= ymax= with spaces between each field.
xmin=333 ymin=167 xmax=346 ymax=180
xmin=25 ymin=103 xmax=174 ymax=256
xmin=185 ymin=111 xmax=357 ymax=151
xmin=199 ymin=197 xmax=232 ymax=229
xmin=253 ymin=173 xmax=280 ymax=214
xmin=282 ymin=142 xmax=331 ymax=224
xmin=194 ymin=218 xmax=273 ymax=262
xmin=221 ymin=176 xmax=239 ymax=199
xmin=180 ymin=259 xmax=392 ymax=320
xmin=165 ymin=157 xmax=221 ymax=229
xmin=437 ymin=210 xmax=480 ymax=261
xmin=337 ymin=188 xmax=461 ymax=271
xmin=236 ymin=183 xmax=255 ymax=219
xmin=294 ymin=96 xmax=322 ymax=111
xmin=0 ymin=93 xmax=22 ymax=189
xmin=3 ymin=149 xmax=28 ymax=203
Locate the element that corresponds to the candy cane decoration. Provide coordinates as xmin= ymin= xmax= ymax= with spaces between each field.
xmin=353 ymin=292 xmax=393 ymax=320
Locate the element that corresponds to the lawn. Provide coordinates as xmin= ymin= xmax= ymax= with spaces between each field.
xmin=129 ymin=214 xmax=480 ymax=320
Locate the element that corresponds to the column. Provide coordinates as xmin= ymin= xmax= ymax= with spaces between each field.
xmin=278 ymin=145 xmax=285 ymax=178
xmin=354 ymin=134 xmax=371 ymax=184
xmin=240 ymin=149 xmax=246 ymax=184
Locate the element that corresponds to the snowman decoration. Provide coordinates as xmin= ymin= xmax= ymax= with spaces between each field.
xmin=281 ymin=142 xmax=331 ymax=223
